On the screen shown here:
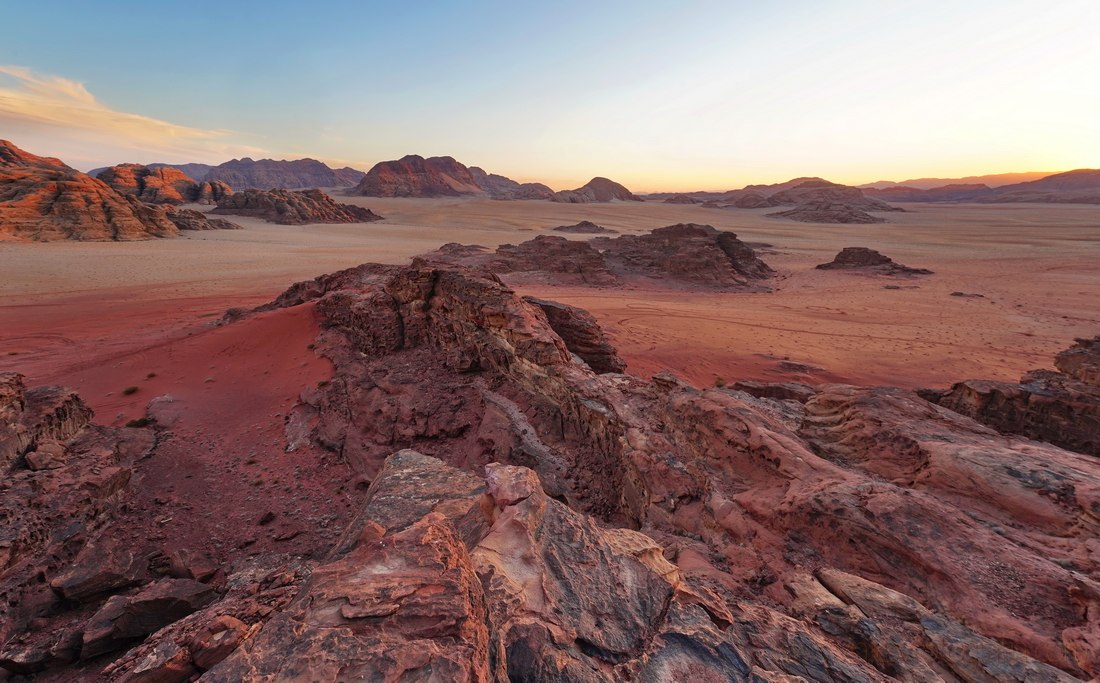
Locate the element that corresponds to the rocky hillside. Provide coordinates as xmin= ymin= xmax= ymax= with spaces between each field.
xmin=96 ymin=164 xmax=232 ymax=205
xmin=203 ymin=158 xmax=365 ymax=190
xmin=863 ymin=169 xmax=1100 ymax=204
xmin=3 ymin=263 xmax=1098 ymax=680
xmin=354 ymin=154 xmax=552 ymax=199
xmin=0 ymin=140 xmax=235 ymax=241
xmin=816 ymin=247 xmax=933 ymax=275
xmin=551 ymin=176 xmax=642 ymax=203
xmin=210 ymin=189 xmax=383 ymax=225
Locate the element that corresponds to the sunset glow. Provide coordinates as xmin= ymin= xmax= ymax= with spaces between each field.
xmin=2 ymin=0 xmax=1097 ymax=190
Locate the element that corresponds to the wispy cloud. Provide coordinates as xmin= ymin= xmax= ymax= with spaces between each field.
xmin=0 ymin=66 xmax=265 ymax=169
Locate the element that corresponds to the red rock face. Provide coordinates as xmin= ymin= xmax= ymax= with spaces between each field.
xmin=0 ymin=141 xmax=181 ymax=241
xmin=211 ymin=188 xmax=383 ymax=225
xmin=927 ymin=335 xmax=1100 ymax=455
xmin=4 ymin=260 xmax=1100 ymax=681
xmin=551 ymin=176 xmax=642 ymax=203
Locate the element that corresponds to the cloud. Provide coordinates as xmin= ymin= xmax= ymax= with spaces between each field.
xmin=0 ymin=66 xmax=265 ymax=169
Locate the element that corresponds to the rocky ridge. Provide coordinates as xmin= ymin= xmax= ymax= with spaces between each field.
xmin=3 ymin=262 xmax=1100 ymax=680
xmin=211 ymin=189 xmax=383 ymax=225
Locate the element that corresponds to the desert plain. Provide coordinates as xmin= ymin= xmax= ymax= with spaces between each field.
xmin=3 ymin=197 xmax=1098 ymax=428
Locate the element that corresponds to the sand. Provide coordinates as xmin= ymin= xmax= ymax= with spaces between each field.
xmin=2 ymin=198 xmax=1099 ymax=419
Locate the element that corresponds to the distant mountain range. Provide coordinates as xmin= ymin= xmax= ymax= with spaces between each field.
xmin=352 ymin=154 xmax=554 ymax=199
xmin=859 ymin=172 xmax=1054 ymax=190
xmin=865 ymin=169 xmax=1100 ymax=203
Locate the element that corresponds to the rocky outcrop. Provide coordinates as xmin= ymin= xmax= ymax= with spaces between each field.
xmin=865 ymin=183 xmax=994 ymax=202
xmin=523 ymin=296 xmax=627 ymax=373
xmin=0 ymin=140 xmax=181 ymax=241
xmin=203 ymin=157 xmax=365 ymax=190
xmin=424 ymin=223 xmax=774 ymax=291
xmin=551 ymin=176 xmax=642 ymax=203
xmin=95 ymin=164 xmax=233 ymax=205
xmin=816 ymin=247 xmax=933 ymax=275
xmin=354 ymin=155 xmax=550 ymax=199
xmin=768 ymin=201 xmax=888 ymax=224
xmin=926 ymin=336 xmax=1100 ymax=455
xmin=211 ymin=188 xmax=383 ymax=225
xmin=551 ymin=220 xmax=618 ymax=234
xmin=662 ymin=193 xmax=699 ymax=204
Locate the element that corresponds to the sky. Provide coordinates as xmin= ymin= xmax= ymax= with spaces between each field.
xmin=1 ymin=1 xmax=1098 ymax=192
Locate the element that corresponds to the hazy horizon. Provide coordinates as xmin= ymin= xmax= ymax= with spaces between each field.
xmin=2 ymin=0 xmax=1097 ymax=191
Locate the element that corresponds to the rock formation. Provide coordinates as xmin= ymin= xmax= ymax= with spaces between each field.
xmin=423 ymin=223 xmax=774 ymax=290
xmin=0 ymin=140 xmax=180 ymax=241
xmin=816 ymin=247 xmax=933 ymax=275
xmin=211 ymin=189 xmax=383 ymax=225
xmin=354 ymin=155 xmax=551 ymax=199
xmin=551 ymin=176 xmax=642 ymax=203
xmin=164 ymin=208 xmax=242 ymax=232
xmin=203 ymin=157 xmax=365 ymax=190
xmin=95 ymin=164 xmax=233 ymax=205
xmin=662 ymin=193 xmax=699 ymax=204
xmin=4 ymin=261 xmax=1100 ymax=680
xmin=768 ymin=201 xmax=888 ymax=224
xmin=925 ymin=336 xmax=1100 ymax=455
xmin=861 ymin=170 xmax=1100 ymax=204
xmin=551 ymin=220 xmax=618 ymax=234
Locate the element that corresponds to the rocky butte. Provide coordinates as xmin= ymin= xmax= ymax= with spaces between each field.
xmin=0 ymin=141 xmax=239 ymax=241
xmin=354 ymin=154 xmax=553 ymax=199
xmin=3 ymin=256 xmax=1098 ymax=681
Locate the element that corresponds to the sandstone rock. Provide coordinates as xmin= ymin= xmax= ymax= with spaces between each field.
xmin=211 ymin=188 xmax=383 ymax=225
xmin=551 ymin=176 xmax=642 ymax=203
xmin=816 ymin=247 xmax=933 ymax=275
xmin=662 ymin=193 xmax=699 ymax=204
xmin=524 ymin=296 xmax=627 ymax=373
xmin=96 ymin=164 xmax=201 ymax=204
xmin=551 ymin=219 xmax=618 ymax=234
xmin=926 ymin=336 xmax=1100 ymax=455
xmin=81 ymin=579 xmax=216 ymax=658
xmin=468 ymin=165 xmax=554 ymax=199
xmin=0 ymin=140 xmax=180 ymax=241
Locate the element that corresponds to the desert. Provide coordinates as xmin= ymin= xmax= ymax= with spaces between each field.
xmin=4 ymin=2 xmax=1100 ymax=681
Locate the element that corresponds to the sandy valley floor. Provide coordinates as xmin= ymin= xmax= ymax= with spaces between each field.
xmin=2 ymin=198 xmax=1099 ymax=426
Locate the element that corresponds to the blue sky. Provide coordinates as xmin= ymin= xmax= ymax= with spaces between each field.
xmin=2 ymin=1 xmax=1097 ymax=190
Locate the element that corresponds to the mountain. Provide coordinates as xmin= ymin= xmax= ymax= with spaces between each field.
xmin=550 ymin=176 xmax=642 ymax=203
xmin=864 ymin=183 xmax=994 ymax=202
xmin=201 ymin=158 xmax=365 ymax=190
xmin=0 ymin=140 xmax=179 ymax=241
xmin=211 ymin=189 xmax=384 ymax=225
xmin=354 ymin=155 xmax=552 ymax=199
xmin=984 ymin=168 xmax=1100 ymax=203
xmin=863 ymin=170 xmax=1100 ymax=204
xmin=96 ymin=164 xmax=232 ymax=205
xmin=860 ymin=171 xmax=1055 ymax=190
